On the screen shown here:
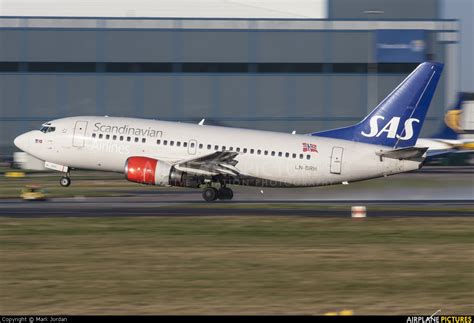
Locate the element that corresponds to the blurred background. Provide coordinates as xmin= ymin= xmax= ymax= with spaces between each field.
xmin=0 ymin=0 xmax=473 ymax=160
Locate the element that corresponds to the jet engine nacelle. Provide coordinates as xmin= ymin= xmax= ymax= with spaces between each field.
xmin=124 ymin=156 xmax=201 ymax=187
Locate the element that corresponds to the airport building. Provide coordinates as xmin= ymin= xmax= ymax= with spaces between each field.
xmin=0 ymin=0 xmax=460 ymax=155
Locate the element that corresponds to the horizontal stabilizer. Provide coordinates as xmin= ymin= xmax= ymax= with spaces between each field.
xmin=376 ymin=147 xmax=428 ymax=160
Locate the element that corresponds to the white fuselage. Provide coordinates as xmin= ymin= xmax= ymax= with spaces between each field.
xmin=15 ymin=116 xmax=423 ymax=187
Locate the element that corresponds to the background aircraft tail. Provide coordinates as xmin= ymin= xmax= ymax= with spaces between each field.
xmin=431 ymin=92 xmax=472 ymax=140
xmin=312 ymin=62 xmax=444 ymax=148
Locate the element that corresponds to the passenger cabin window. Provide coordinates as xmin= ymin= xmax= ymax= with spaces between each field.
xmin=157 ymin=139 xmax=161 ymax=144
xmin=236 ymin=147 xmax=240 ymax=152
xmin=113 ymin=135 xmax=117 ymax=140
xmin=243 ymin=148 xmax=248 ymax=153
xmin=142 ymin=138 xmax=146 ymax=143
xmin=271 ymin=151 xmax=275 ymax=156
xmin=191 ymin=142 xmax=195 ymax=148
xmin=292 ymin=153 xmax=296 ymax=159
xmin=257 ymin=149 xmax=261 ymax=155
xmin=285 ymin=153 xmax=289 ymax=158
xmin=127 ymin=137 xmax=131 ymax=142
xmin=306 ymin=155 xmax=311 ymax=160
xmin=177 ymin=141 xmax=181 ymax=147
xmin=99 ymin=134 xmax=103 ymax=139
xmin=170 ymin=141 xmax=174 ymax=146
xmin=92 ymin=133 xmax=96 ymax=138
xmin=120 ymin=136 xmax=124 ymax=141
xmin=199 ymin=144 xmax=203 ymax=149
xmin=299 ymin=154 xmax=303 ymax=159
xmin=222 ymin=146 xmax=226 ymax=151
xmin=278 ymin=152 xmax=282 ymax=157
xmin=250 ymin=149 xmax=254 ymax=154
xmin=207 ymin=144 xmax=211 ymax=150
xmin=183 ymin=142 xmax=188 ymax=148
xmin=134 ymin=137 xmax=139 ymax=143
xmin=164 ymin=140 xmax=168 ymax=145
xmin=106 ymin=135 xmax=110 ymax=140
xmin=214 ymin=145 xmax=219 ymax=150
xmin=264 ymin=150 xmax=268 ymax=156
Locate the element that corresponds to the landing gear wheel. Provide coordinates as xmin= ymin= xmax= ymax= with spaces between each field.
xmin=202 ymin=187 xmax=218 ymax=202
xmin=218 ymin=187 xmax=234 ymax=200
xmin=60 ymin=176 xmax=71 ymax=187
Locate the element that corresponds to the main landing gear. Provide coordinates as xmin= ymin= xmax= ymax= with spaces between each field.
xmin=202 ymin=186 xmax=234 ymax=202
xmin=59 ymin=174 xmax=71 ymax=187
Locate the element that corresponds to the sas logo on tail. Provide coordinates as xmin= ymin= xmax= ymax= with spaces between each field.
xmin=361 ymin=116 xmax=420 ymax=140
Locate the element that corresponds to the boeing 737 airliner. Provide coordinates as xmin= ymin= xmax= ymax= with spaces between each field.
xmin=14 ymin=62 xmax=443 ymax=201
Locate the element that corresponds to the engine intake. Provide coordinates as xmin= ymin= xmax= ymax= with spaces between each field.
xmin=125 ymin=156 xmax=201 ymax=187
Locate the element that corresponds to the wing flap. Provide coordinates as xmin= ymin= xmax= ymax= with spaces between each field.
xmin=175 ymin=151 xmax=241 ymax=176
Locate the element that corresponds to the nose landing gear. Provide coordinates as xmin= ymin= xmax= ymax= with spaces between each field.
xmin=59 ymin=174 xmax=71 ymax=187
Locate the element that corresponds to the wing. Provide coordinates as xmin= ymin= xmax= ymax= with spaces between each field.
xmin=173 ymin=151 xmax=241 ymax=176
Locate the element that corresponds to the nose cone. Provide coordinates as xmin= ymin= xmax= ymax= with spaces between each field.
xmin=14 ymin=133 xmax=30 ymax=152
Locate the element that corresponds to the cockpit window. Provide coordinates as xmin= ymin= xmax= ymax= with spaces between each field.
xmin=40 ymin=126 xmax=56 ymax=133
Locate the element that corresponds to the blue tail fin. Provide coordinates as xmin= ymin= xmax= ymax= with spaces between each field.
xmin=312 ymin=62 xmax=444 ymax=148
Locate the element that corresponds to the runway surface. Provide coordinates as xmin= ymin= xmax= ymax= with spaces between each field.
xmin=0 ymin=196 xmax=472 ymax=217
xmin=0 ymin=166 xmax=472 ymax=218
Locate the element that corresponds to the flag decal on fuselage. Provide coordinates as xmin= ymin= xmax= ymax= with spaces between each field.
xmin=302 ymin=143 xmax=318 ymax=153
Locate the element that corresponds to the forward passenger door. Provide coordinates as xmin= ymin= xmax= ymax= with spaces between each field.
xmin=72 ymin=121 xmax=88 ymax=147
